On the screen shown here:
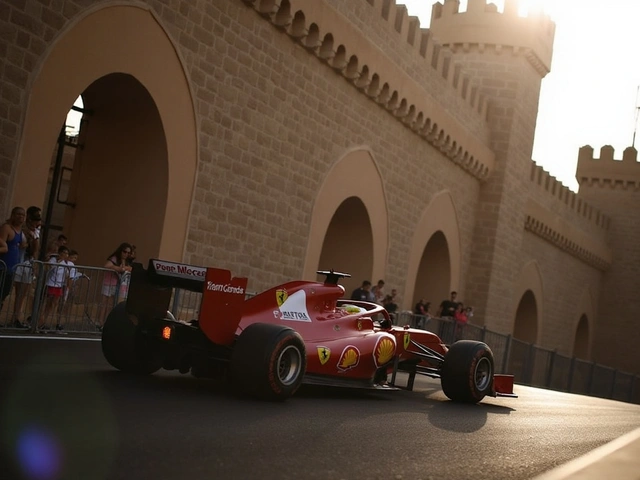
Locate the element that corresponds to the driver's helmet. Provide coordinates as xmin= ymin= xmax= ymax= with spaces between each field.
xmin=340 ymin=304 xmax=366 ymax=314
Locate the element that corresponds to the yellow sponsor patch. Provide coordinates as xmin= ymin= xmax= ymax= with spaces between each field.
xmin=317 ymin=346 xmax=331 ymax=365
xmin=375 ymin=337 xmax=395 ymax=366
xmin=403 ymin=332 xmax=410 ymax=350
xmin=276 ymin=289 xmax=288 ymax=307
xmin=337 ymin=346 xmax=360 ymax=371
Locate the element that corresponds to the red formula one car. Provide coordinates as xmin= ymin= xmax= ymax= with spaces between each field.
xmin=102 ymin=259 xmax=517 ymax=402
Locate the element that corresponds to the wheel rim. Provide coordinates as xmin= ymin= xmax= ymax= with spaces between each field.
xmin=277 ymin=345 xmax=303 ymax=386
xmin=474 ymin=357 xmax=492 ymax=391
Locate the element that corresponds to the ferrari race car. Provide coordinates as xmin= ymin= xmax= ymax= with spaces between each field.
xmin=102 ymin=259 xmax=517 ymax=403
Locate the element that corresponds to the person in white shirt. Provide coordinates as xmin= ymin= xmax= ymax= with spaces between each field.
xmin=38 ymin=245 xmax=70 ymax=331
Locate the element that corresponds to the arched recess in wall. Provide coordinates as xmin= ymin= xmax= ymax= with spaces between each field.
xmin=303 ymin=148 xmax=388 ymax=296
xmin=11 ymin=4 xmax=197 ymax=266
xmin=512 ymin=260 xmax=543 ymax=344
xmin=405 ymin=191 xmax=461 ymax=312
xmin=573 ymin=287 xmax=595 ymax=359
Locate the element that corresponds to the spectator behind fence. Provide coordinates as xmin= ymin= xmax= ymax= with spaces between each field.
xmin=371 ymin=279 xmax=385 ymax=305
xmin=97 ymin=243 xmax=133 ymax=329
xmin=126 ymin=244 xmax=137 ymax=266
xmin=0 ymin=207 xmax=27 ymax=322
xmin=414 ymin=299 xmax=431 ymax=329
xmin=59 ymin=249 xmax=83 ymax=316
xmin=382 ymin=289 xmax=398 ymax=314
xmin=38 ymin=245 xmax=71 ymax=331
xmin=350 ymin=280 xmax=372 ymax=302
xmin=437 ymin=291 xmax=459 ymax=318
xmin=453 ymin=302 xmax=469 ymax=341
xmin=12 ymin=207 xmax=42 ymax=327
xmin=45 ymin=234 xmax=68 ymax=261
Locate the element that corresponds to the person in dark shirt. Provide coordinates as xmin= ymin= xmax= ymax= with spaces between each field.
xmin=350 ymin=280 xmax=372 ymax=301
xmin=438 ymin=291 xmax=459 ymax=318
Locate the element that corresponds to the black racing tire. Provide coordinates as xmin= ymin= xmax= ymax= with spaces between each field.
xmin=101 ymin=302 xmax=161 ymax=375
xmin=231 ymin=323 xmax=306 ymax=401
xmin=440 ymin=340 xmax=494 ymax=403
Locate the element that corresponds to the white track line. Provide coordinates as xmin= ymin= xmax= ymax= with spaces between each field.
xmin=532 ymin=426 xmax=640 ymax=480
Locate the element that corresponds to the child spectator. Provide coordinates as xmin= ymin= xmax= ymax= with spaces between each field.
xmin=38 ymin=245 xmax=71 ymax=331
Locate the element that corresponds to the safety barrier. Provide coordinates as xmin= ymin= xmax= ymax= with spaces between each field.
xmin=0 ymin=260 xmax=132 ymax=334
xmin=0 ymin=265 xmax=638 ymax=404
xmin=0 ymin=261 xmax=256 ymax=334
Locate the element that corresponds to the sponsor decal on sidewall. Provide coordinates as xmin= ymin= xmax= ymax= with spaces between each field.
xmin=206 ymin=281 xmax=244 ymax=295
xmin=273 ymin=290 xmax=311 ymax=322
xmin=337 ymin=345 xmax=360 ymax=372
xmin=374 ymin=336 xmax=395 ymax=367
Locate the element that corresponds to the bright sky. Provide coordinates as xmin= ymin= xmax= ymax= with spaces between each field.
xmin=397 ymin=0 xmax=640 ymax=192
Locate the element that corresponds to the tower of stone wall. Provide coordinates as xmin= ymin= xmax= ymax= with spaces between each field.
xmin=429 ymin=0 xmax=556 ymax=331
xmin=576 ymin=145 xmax=640 ymax=372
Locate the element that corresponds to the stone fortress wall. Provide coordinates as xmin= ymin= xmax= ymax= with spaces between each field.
xmin=0 ymin=0 xmax=637 ymax=373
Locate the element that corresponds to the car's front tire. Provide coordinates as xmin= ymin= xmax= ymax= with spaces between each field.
xmin=101 ymin=302 xmax=161 ymax=375
xmin=440 ymin=340 xmax=494 ymax=403
xmin=231 ymin=323 xmax=306 ymax=401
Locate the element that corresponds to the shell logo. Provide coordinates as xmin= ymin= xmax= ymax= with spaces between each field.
xmin=276 ymin=289 xmax=288 ymax=307
xmin=337 ymin=346 xmax=360 ymax=371
xmin=317 ymin=346 xmax=331 ymax=365
xmin=374 ymin=337 xmax=395 ymax=367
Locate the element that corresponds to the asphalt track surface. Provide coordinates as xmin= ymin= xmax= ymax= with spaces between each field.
xmin=1 ymin=336 xmax=640 ymax=480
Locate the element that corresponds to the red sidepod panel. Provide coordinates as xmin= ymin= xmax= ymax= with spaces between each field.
xmin=304 ymin=332 xmax=397 ymax=379
xmin=386 ymin=326 xmax=449 ymax=361
xmin=238 ymin=281 xmax=397 ymax=380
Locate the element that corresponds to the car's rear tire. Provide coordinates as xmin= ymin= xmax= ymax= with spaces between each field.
xmin=231 ymin=323 xmax=306 ymax=401
xmin=441 ymin=340 xmax=494 ymax=403
xmin=101 ymin=302 xmax=161 ymax=375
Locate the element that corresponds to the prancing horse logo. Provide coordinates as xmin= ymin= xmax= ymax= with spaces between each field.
xmin=276 ymin=289 xmax=288 ymax=307
xmin=317 ymin=346 xmax=331 ymax=365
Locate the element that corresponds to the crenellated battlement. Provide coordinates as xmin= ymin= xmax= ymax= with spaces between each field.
xmin=576 ymin=145 xmax=640 ymax=189
xmin=429 ymin=0 xmax=556 ymax=77
xmin=363 ymin=0 xmax=490 ymax=116
xmin=244 ymin=0 xmax=496 ymax=179
xmin=529 ymin=162 xmax=610 ymax=230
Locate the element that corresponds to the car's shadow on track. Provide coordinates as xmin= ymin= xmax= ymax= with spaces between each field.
xmin=41 ymin=368 xmax=516 ymax=435
xmin=424 ymin=399 xmax=515 ymax=433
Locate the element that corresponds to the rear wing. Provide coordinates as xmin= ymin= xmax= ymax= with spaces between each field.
xmin=126 ymin=259 xmax=248 ymax=346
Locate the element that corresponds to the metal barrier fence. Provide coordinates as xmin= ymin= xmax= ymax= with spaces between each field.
xmin=0 ymin=260 xmax=254 ymax=333
xmin=1 ymin=265 xmax=638 ymax=404
xmin=0 ymin=260 xmax=132 ymax=334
